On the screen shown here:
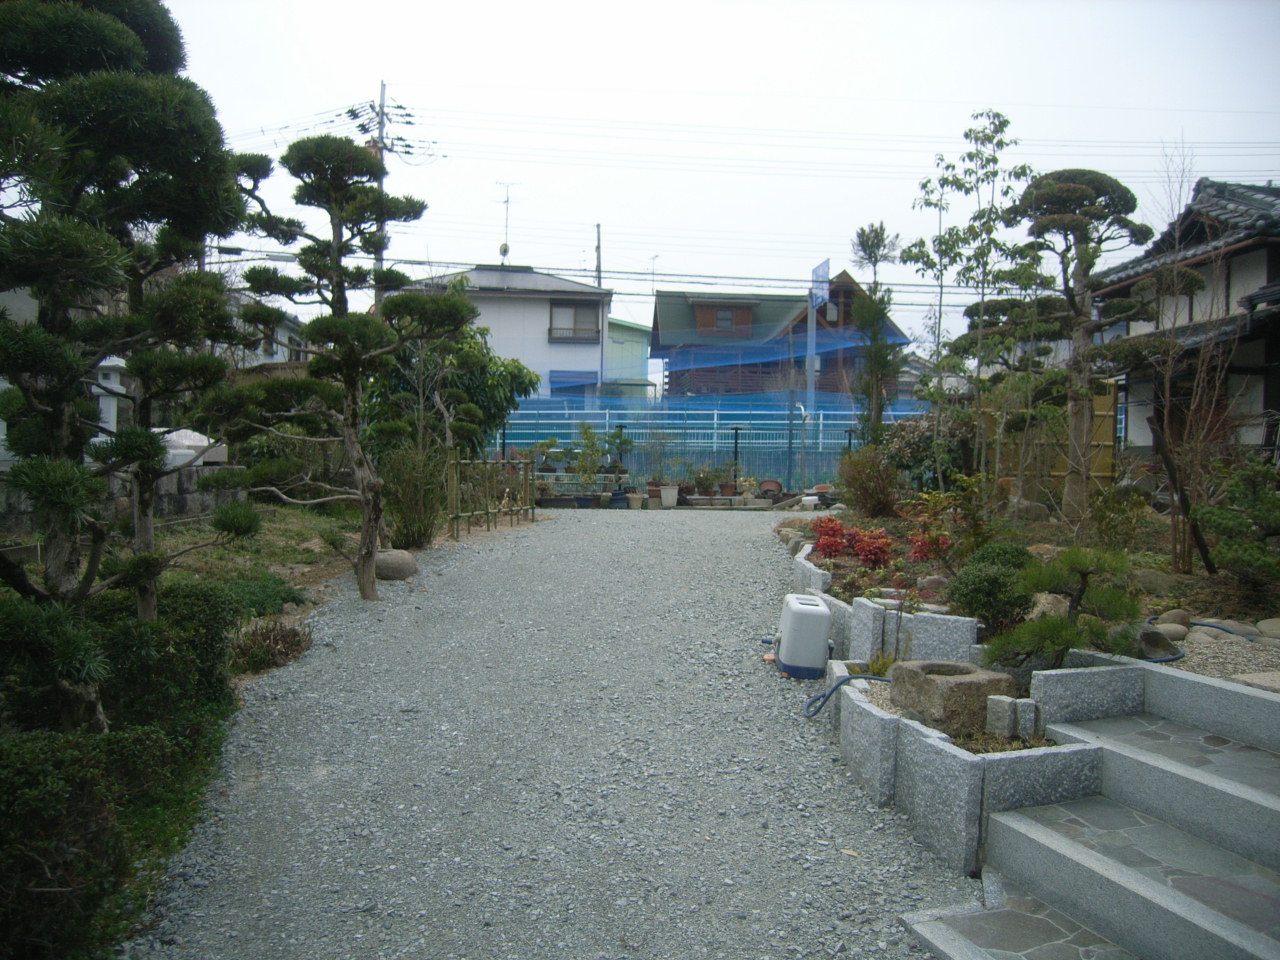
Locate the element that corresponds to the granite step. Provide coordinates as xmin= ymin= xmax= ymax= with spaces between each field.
xmin=1048 ymin=712 xmax=1280 ymax=871
xmin=986 ymin=795 xmax=1280 ymax=960
xmin=904 ymin=875 xmax=1138 ymax=960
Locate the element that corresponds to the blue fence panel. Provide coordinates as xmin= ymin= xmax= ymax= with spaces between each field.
xmin=490 ymin=392 xmax=927 ymax=491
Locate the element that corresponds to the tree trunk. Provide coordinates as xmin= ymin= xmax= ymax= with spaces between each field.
xmin=133 ymin=469 xmax=159 ymax=620
xmin=342 ymin=382 xmax=382 ymax=601
xmin=1061 ymin=327 xmax=1095 ymax=525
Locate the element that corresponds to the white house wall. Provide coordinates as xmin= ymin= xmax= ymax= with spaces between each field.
xmin=472 ymin=294 xmax=603 ymax=391
xmin=1229 ymin=249 xmax=1268 ymax=308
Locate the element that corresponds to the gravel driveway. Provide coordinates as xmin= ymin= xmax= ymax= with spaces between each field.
xmin=121 ymin=509 xmax=976 ymax=960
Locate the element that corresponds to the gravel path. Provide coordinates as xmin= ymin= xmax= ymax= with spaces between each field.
xmin=120 ymin=510 xmax=977 ymax=960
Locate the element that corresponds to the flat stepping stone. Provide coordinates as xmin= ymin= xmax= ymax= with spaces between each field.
xmin=905 ymin=879 xmax=1138 ymax=959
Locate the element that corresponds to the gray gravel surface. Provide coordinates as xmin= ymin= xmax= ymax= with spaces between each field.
xmin=120 ymin=509 xmax=977 ymax=960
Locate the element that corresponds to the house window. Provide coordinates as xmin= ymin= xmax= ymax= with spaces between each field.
xmin=715 ymin=308 xmax=734 ymax=331
xmin=287 ymin=335 xmax=304 ymax=363
xmin=549 ymin=302 xmax=599 ymax=342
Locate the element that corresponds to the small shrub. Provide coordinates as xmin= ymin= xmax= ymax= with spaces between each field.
xmin=847 ymin=527 xmax=893 ymax=568
xmin=382 ymin=444 xmax=447 ymax=549
xmin=1088 ymin=485 xmax=1150 ymax=551
xmin=836 ymin=445 xmax=902 ymax=518
xmin=984 ymin=614 xmax=1107 ymax=670
xmin=0 ymin=727 xmax=176 ymax=959
xmin=222 ymin=571 xmax=306 ymax=617
xmin=946 ymin=561 xmax=1032 ymax=631
xmin=969 ymin=542 xmax=1034 ymax=571
xmin=230 ymin=621 xmax=313 ymax=674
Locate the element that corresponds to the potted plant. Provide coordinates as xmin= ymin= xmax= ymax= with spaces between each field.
xmin=572 ymin=422 xmax=605 ymax=506
xmin=718 ymin=461 xmax=739 ymax=497
xmin=603 ymin=426 xmax=635 ymax=477
xmin=692 ymin=463 xmax=726 ymax=496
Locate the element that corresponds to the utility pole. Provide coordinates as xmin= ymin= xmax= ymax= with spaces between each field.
xmin=372 ymin=80 xmax=388 ymax=313
xmin=596 ymin=223 xmax=604 ymax=393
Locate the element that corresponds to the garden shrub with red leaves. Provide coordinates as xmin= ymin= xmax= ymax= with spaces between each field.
xmin=807 ymin=517 xmax=893 ymax=568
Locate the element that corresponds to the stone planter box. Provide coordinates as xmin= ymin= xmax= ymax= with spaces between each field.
xmin=834 ymin=668 xmax=1102 ymax=875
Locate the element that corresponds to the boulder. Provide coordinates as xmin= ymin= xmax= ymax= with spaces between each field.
xmin=888 ymin=660 xmax=1016 ymax=737
xmin=1134 ymin=624 xmax=1181 ymax=660
xmin=1027 ymin=592 xmax=1070 ymax=621
xmin=916 ymin=574 xmax=949 ymax=593
xmin=1128 ymin=568 xmax=1179 ymax=596
xmin=1257 ymin=618 xmax=1280 ymax=639
xmin=375 ymin=549 xmax=418 ymax=580
xmin=1027 ymin=544 xmax=1065 ymax=563
xmin=1154 ymin=622 xmax=1188 ymax=643
xmin=1155 ymin=608 xmax=1193 ymax=628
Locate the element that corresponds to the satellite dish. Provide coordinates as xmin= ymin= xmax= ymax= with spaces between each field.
xmin=499 ymin=242 xmax=509 ymax=260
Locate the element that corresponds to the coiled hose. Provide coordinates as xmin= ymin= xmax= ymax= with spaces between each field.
xmin=803 ymin=674 xmax=891 ymax=718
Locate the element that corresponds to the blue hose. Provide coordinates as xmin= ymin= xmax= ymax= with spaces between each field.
xmin=803 ymin=674 xmax=891 ymax=718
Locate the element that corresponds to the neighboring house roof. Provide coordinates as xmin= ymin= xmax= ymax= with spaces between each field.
xmin=650 ymin=290 xmax=807 ymax=353
xmin=607 ymin=316 xmax=650 ymax=333
xmin=424 ymin=264 xmax=610 ymax=298
xmin=1096 ymin=178 xmax=1280 ymax=288
xmin=650 ymin=270 xmax=907 ymax=367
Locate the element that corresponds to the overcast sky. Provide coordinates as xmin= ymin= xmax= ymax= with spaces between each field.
xmin=165 ymin=0 xmax=1280 ymax=343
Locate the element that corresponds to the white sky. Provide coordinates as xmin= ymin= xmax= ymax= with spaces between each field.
xmin=165 ymin=0 xmax=1280 ymax=344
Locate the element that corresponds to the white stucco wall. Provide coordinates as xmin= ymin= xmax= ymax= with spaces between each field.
xmin=1229 ymin=249 xmax=1268 ymax=307
xmin=471 ymin=293 xmax=605 ymax=392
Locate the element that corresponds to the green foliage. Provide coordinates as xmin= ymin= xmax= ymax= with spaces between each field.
xmin=1088 ymin=485 xmax=1150 ymax=551
xmin=969 ymin=542 xmax=1034 ymax=571
xmin=230 ymin=621 xmax=313 ymax=674
xmin=0 ymin=718 xmax=224 ymax=960
xmin=1020 ymin=546 xmax=1133 ymax=621
xmin=221 ymin=571 xmax=304 ymax=618
xmin=84 ymin=580 xmax=243 ymax=716
xmin=836 ymin=445 xmax=902 ymax=517
xmin=4 ymin=456 xmax=106 ymax=529
xmin=1194 ymin=459 xmax=1280 ymax=593
xmin=381 ymin=443 xmax=447 ymax=549
xmin=946 ymin=562 xmax=1033 ymax=631
xmin=983 ymin=614 xmax=1106 ymax=670
xmin=0 ymin=595 xmax=109 ymax=728
xmin=211 ymin=500 xmax=262 ymax=540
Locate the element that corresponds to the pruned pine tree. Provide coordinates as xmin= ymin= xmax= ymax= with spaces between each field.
xmin=1006 ymin=170 xmax=1154 ymax=523
xmin=227 ymin=136 xmax=477 ymax=599
xmin=0 ymin=0 xmax=252 ymax=727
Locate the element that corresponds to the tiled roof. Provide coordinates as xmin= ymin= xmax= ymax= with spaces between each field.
xmin=1096 ymin=178 xmax=1280 ymax=287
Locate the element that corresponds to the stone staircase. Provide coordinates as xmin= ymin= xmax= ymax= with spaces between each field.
xmin=905 ymin=691 xmax=1280 ymax=959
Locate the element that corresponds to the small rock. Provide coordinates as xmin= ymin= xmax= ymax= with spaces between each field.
xmin=1257 ymin=618 xmax=1280 ymax=639
xmin=915 ymin=575 xmax=948 ymax=592
xmin=1206 ymin=619 xmax=1262 ymax=637
xmin=1155 ymin=609 xmax=1193 ymax=628
xmin=1154 ymin=622 xmax=1188 ymax=643
xmin=375 ymin=549 xmax=418 ymax=580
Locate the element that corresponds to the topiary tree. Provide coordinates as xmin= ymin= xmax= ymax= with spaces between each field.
xmin=0 ymin=0 xmax=253 ymax=727
xmin=217 ymin=135 xmax=477 ymax=599
xmin=1005 ymin=170 xmax=1154 ymax=523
